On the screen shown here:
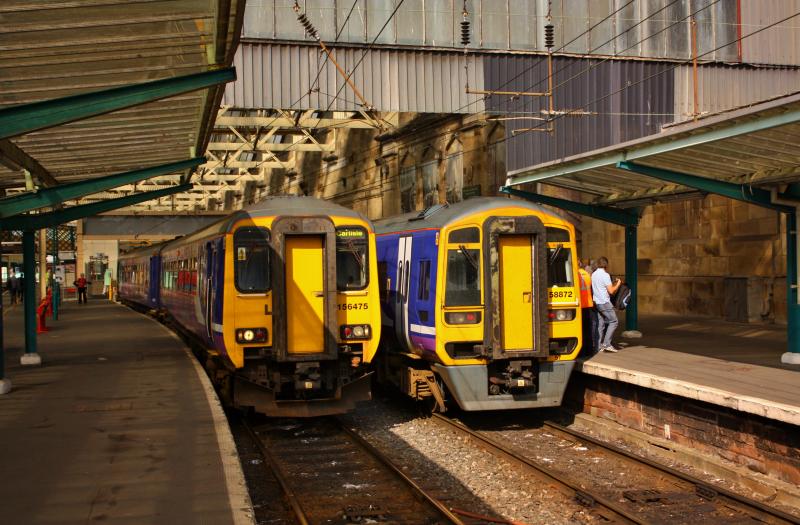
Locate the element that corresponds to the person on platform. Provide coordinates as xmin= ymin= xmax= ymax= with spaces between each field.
xmin=577 ymin=264 xmax=596 ymax=356
xmin=102 ymin=268 xmax=112 ymax=297
xmin=592 ymin=256 xmax=621 ymax=353
xmin=74 ymin=273 xmax=89 ymax=304
xmin=7 ymin=273 xmax=19 ymax=305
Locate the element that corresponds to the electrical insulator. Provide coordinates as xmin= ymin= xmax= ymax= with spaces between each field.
xmin=544 ymin=23 xmax=555 ymax=49
xmin=461 ymin=18 xmax=471 ymax=46
xmin=297 ymin=11 xmax=320 ymax=41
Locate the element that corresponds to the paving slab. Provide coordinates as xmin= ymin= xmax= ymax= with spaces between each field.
xmin=0 ymin=300 xmax=253 ymax=525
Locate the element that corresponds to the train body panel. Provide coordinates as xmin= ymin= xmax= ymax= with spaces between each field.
xmin=118 ymin=244 xmax=163 ymax=310
xmin=375 ymin=198 xmax=581 ymax=411
xmin=118 ymin=196 xmax=381 ymax=417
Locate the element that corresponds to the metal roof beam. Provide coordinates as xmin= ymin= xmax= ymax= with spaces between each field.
xmin=0 ymin=183 xmax=193 ymax=231
xmin=0 ymin=157 xmax=204 ymax=219
xmin=0 ymin=139 xmax=59 ymax=187
xmin=616 ymin=161 xmax=793 ymax=213
xmin=207 ymin=141 xmax=335 ymax=152
xmin=0 ymin=67 xmax=236 ymax=140
xmin=500 ymin=186 xmax=641 ymax=227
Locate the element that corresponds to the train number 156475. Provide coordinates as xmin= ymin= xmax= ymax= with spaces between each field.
xmin=337 ymin=303 xmax=369 ymax=310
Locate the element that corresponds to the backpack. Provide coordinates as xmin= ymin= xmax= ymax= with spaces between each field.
xmin=613 ymin=282 xmax=632 ymax=311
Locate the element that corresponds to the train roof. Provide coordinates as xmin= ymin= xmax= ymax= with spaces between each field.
xmin=373 ymin=197 xmax=570 ymax=234
xmin=118 ymin=241 xmax=167 ymax=260
xmin=159 ymin=196 xmax=372 ymax=252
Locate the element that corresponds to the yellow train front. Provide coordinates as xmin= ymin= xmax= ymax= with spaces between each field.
xmin=375 ymin=198 xmax=581 ymax=411
xmin=158 ymin=196 xmax=381 ymax=417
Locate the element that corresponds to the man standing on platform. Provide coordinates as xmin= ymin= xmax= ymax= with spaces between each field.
xmin=592 ymin=256 xmax=621 ymax=353
xmin=74 ymin=273 xmax=88 ymax=304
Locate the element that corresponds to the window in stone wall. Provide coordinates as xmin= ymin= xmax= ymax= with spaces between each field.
xmin=445 ymin=145 xmax=463 ymax=204
xmin=421 ymin=160 xmax=439 ymax=209
xmin=400 ymin=165 xmax=417 ymax=213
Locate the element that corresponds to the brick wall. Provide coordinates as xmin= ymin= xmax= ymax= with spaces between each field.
xmin=566 ymin=374 xmax=800 ymax=485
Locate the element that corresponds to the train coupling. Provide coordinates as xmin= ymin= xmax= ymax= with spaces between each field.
xmin=293 ymin=362 xmax=322 ymax=391
xmin=488 ymin=360 xmax=535 ymax=395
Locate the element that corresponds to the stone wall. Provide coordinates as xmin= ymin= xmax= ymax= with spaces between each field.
xmin=269 ymin=113 xmax=507 ymax=221
xmin=575 ymin=193 xmax=787 ymax=324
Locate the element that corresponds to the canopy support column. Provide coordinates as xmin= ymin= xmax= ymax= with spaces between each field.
xmin=500 ymin=186 xmax=642 ymax=335
xmin=22 ymin=230 xmax=40 ymax=366
xmin=0 ymin=239 xmax=9 ymax=394
xmin=783 ymin=210 xmax=800 ymax=364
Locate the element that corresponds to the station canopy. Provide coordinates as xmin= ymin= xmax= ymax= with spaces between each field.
xmin=505 ymin=91 xmax=800 ymax=209
xmin=0 ymin=0 xmax=245 ymax=219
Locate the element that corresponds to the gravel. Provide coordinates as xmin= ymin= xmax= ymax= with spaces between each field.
xmin=342 ymin=398 xmax=601 ymax=525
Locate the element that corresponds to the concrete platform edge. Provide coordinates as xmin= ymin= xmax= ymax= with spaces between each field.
xmin=139 ymin=311 xmax=256 ymax=525
xmin=576 ymin=360 xmax=800 ymax=426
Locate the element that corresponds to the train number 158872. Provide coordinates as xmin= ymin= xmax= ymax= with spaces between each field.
xmin=548 ymin=290 xmax=574 ymax=299
xmin=337 ymin=303 xmax=369 ymax=310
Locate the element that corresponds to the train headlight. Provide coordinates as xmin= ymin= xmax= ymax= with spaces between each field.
xmin=548 ymin=309 xmax=576 ymax=321
xmin=236 ymin=327 xmax=268 ymax=344
xmin=340 ymin=324 xmax=371 ymax=340
xmin=445 ymin=311 xmax=482 ymax=325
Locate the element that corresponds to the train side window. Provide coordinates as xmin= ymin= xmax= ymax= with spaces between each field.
xmin=377 ymin=262 xmax=388 ymax=302
xmin=445 ymin=247 xmax=481 ymax=306
xmin=448 ymin=227 xmax=479 ymax=244
xmin=417 ymin=260 xmax=431 ymax=301
xmin=336 ymin=227 xmax=369 ymax=290
xmin=234 ymin=227 xmax=270 ymax=293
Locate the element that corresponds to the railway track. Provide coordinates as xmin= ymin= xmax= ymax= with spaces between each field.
xmin=431 ymin=413 xmax=800 ymax=525
xmin=243 ymin=416 xmax=465 ymax=524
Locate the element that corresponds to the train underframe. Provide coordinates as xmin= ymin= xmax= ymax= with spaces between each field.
xmin=378 ymin=350 xmax=574 ymax=412
xmin=207 ymin=350 xmax=373 ymax=418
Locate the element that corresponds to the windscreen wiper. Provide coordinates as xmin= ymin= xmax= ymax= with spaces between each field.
xmin=459 ymin=245 xmax=479 ymax=270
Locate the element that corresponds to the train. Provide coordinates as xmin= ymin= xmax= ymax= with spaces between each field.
xmin=118 ymin=196 xmax=381 ymax=417
xmin=374 ymin=197 xmax=582 ymax=411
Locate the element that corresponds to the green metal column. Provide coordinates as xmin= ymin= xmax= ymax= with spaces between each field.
xmin=22 ymin=230 xmax=37 ymax=359
xmin=625 ymin=225 xmax=638 ymax=332
xmin=786 ymin=211 xmax=800 ymax=355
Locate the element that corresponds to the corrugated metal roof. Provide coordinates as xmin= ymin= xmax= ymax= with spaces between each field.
xmin=740 ymin=0 xmax=800 ymax=66
xmin=505 ymin=91 xmax=800 ymax=206
xmin=0 ymin=0 xmax=244 ymax=206
xmin=222 ymin=42 xmax=485 ymax=113
xmin=673 ymin=63 xmax=800 ymax=120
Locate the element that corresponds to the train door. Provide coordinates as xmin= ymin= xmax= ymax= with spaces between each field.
xmin=271 ymin=217 xmax=338 ymax=361
xmin=148 ymin=255 xmax=160 ymax=307
xmin=285 ymin=236 xmax=325 ymax=353
xmin=499 ymin=235 xmax=534 ymax=351
xmin=204 ymin=242 xmax=214 ymax=340
xmin=394 ymin=235 xmax=414 ymax=350
xmin=483 ymin=216 xmax=549 ymax=360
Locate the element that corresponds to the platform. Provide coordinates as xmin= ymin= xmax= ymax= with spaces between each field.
xmin=579 ymin=314 xmax=800 ymax=426
xmin=0 ymin=299 xmax=253 ymax=524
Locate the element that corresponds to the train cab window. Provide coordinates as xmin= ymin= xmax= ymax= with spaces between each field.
xmin=234 ymin=227 xmax=270 ymax=293
xmin=548 ymin=244 xmax=574 ymax=288
xmin=546 ymin=227 xmax=571 ymax=243
xmin=445 ymin=247 xmax=481 ymax=306
xmin=336 ymin=227 xmax=368 ymax=290
xmin=448 ymin=227 xmax=479 ymax=244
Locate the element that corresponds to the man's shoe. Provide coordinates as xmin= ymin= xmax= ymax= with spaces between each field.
xmin=603 ymin=345 xmax=619 ymax=353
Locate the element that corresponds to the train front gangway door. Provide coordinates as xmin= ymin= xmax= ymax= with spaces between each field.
xmin=285 ymin=235 xmax=325 ymax=354
xmin=499 ymin=234 xmax=535 ymax=352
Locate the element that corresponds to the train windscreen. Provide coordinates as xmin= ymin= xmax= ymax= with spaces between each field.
xmin=234 ymin=227 xmax=270 ymax=293
xmin=336 ymin=227 xmax=368 ymax=290
xmin=445 ymin=247 xmax=481 ymax=306
xmin=546 ymin=227 xmax=574 ymax=288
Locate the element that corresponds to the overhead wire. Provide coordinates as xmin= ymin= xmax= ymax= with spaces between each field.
xmin=270 ymin=9 xmax=800 ymax=202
